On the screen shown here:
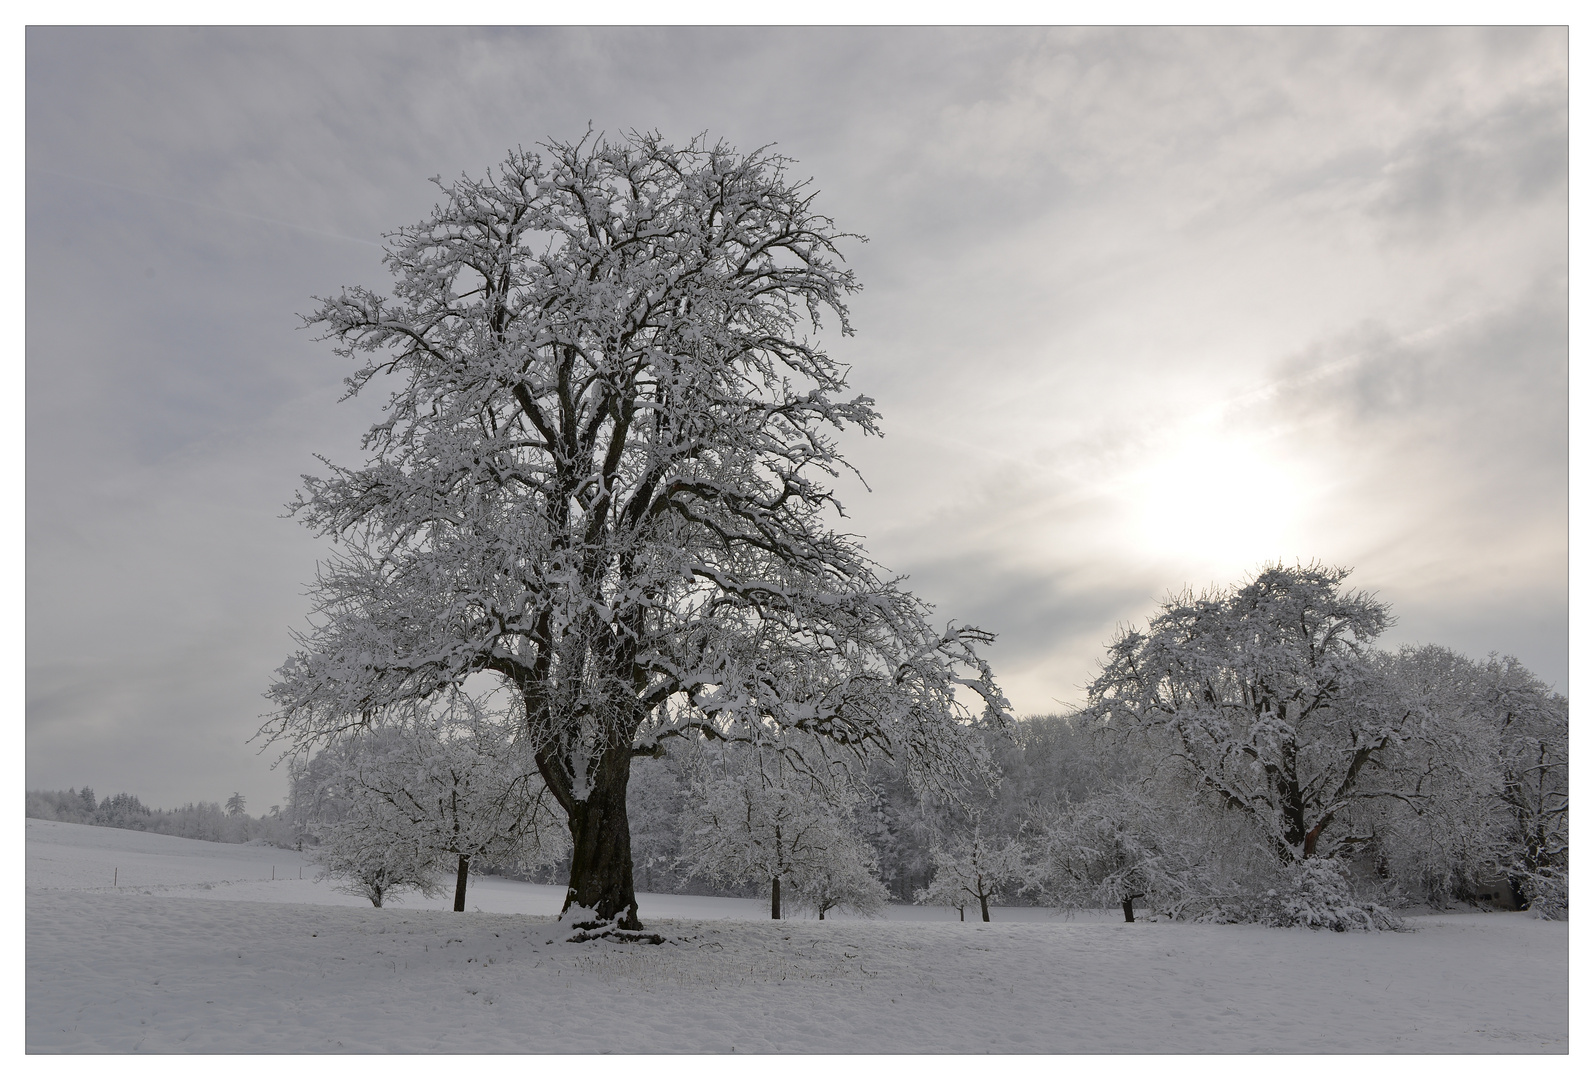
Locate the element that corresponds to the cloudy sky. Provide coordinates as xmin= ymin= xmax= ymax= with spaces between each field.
xmin=26 ymin=27 xmax=1567 ymax=811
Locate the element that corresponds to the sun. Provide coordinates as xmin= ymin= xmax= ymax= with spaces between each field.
xmin=1114 ymin=418 xmax=1317 ymax=572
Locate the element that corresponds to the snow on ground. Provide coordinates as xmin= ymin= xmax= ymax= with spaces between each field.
xmin=26 ymin=819 xmax=1569 ymax=1053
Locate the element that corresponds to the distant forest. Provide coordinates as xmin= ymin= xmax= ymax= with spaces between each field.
xmin=26 ymin=788 xmax=296 ymax=848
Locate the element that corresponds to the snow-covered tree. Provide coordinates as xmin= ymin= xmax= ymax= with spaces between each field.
xmin=793 ymin=831 xmax=890 ymax=919
xmin=1351 ymin=645 xmax=1505 ymax=908
xmin=680 ymin=745 xmax=885 ymax=919
xmin=1033 ymin=770 xmax=1287 ymax=923
xmin=1479 ymin=655 xmax=1568 ymax=918
xmin=1360 ymin=646 xmax=1568 ymax=916
xmin=915 ymin=820 xmax=1027 ymax=922
xmin=225 ymin=792 xmax=246 ymax=817
xmin=259 ymin=131 xmax=1007 ymax=934
xmin=1087 ymin=563 xmax=1412 ymax=866
xmin=855 ymin=713 xmax=1140 ymax=904
xmin=1038 ymin=782 xmax=1192 ymax=922
xmin=312 ymin=786 xmax=443 ymax=908
xmin=340 ymin=694 xmax=569 ymax=911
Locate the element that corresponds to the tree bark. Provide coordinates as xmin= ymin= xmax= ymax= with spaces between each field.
xmin=1121 ymin=895 xmax=1138 ymax=923
xmin=1302 ymin=819 xmax=1327 ymax=858
xmin=557 ymin=745 xmax=643 ymax=930
xmin=979 ymin=892 xmax=990 ymax=923
xmin=771 ymin=875 xmax=782 ymax=920
xmin=454 ymin=853 xmax=470 ymax=912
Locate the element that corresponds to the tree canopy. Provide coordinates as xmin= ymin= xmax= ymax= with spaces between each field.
xmin=260 ymin=131 xmax=1007 ymax=933
xmin=1086 ymin=562 xmax=1406 ymax=863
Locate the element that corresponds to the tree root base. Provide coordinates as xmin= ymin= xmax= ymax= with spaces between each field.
xmin=560 ymin=918 xmax=669 ymax=945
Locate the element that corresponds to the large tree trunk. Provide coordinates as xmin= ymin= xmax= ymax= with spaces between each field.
xmin=558 ymin=746 xmax=643 ymax=931
xmin=979 ymin=892 xmax=990 ymax=923
xmin=771 ymin=876 xmax=782 ymax=920
xmin=453 ymin=853 xmax=470 ymax=912
xmin=1121 ymin=897 xmax=1136 ymax=923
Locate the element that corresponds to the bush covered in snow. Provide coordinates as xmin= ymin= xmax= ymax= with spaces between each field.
xmin=1198 ymin=859 xmax=1404 ymax=932
xmin=1522 ymin=867 xmax=1568 ymax=921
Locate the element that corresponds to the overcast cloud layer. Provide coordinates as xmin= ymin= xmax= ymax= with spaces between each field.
xmin=26 ymin=27 xmax=1567 ymax=811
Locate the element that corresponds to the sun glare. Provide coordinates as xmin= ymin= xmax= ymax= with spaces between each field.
xmin=1115 ymin=420 xmax=1315 ymax=571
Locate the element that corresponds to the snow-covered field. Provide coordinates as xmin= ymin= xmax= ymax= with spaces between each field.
xmin=26 ymin=818 xmax=1568 ymax=1053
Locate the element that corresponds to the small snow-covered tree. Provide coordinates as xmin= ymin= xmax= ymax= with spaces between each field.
xmin=680 ymin=745 xmax=885 ymax=919
xmin=1038 ymin=782 xmax=1194 ymax=922
xmin=915 ymin=821 xmax=1027 ymax=922
xmin=225 ymin=792 xmax=246 ymax=817
xmin=347 ymin=694 xmax=569 ymax=911
xmin=258 ymin=131 xmax=1008 ymax=935
xmin=792 ymin=829 xmax=890 ymax=919
xmin=312 ymin=785 xmax=443 ymax=908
